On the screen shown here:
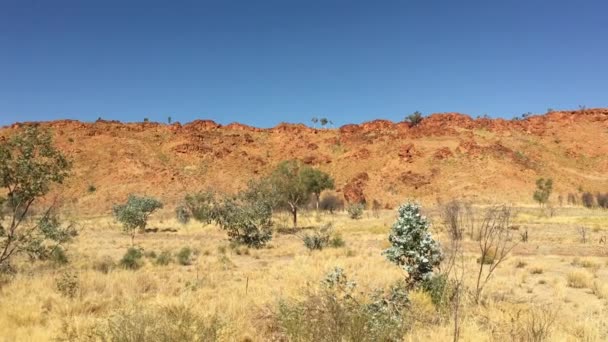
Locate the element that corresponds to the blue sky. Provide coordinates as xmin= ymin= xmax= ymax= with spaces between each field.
xmin=1 ymin=0 xmax=607 ymax=127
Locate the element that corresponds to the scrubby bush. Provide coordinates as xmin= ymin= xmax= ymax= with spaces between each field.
xmin=50 ymin=247 xmax=69 ymax=265
xmin=187 ymin=181 xmax=274 ymax=248
xmin=120 ymin=247 xmax=144 ymax=270
xmin=155 ymin=251 xmax=172 ymax=266
xmin=405 ymin=111 xmax=423 ymax=127
xmin=347 ymin=203 xmax=364 ymax=219
xmin=55 ymin=271 xmax=79 ymax=298
xmin=383 ymin=202 xmax=443 ymax=287
xmin=87 ymin=184 xmax=97 ymax=193
xmin=329 ymin=233 xmax=346 ymax=248
xmin=113 ymin=195 xmax=163 ymax=244
xmin=274 ymin=267 xmax=408 ymax=342
xmin=177 ymin=247 xmax=194 ymax=266
xmin=92 ymin=304 xmax=222 ymax=341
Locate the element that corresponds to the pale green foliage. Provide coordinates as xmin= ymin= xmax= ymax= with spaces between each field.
xmin=301 ymin=167 xmax=335 ymax=210
xmin=383 ymin=202 xmax=443 ymax=286
xmin=113 ymin=195 xmax=163 ymax=239
xmin=275 ymin=267 xmax=409 ymax=341
xmin=270 ymin=160 xmax=309 ymax=227
xmin=533 ymin=178 xmax=553 ymax=207
xmin=0 ymin=126 xmax=73 ymax=270
xmin=175 ymin=205 xmax=190 ymax=225
xmin=186 ymin=180 xmax=274 ymax=248
xmin=347 ymin=203 xmax=364 ymax=219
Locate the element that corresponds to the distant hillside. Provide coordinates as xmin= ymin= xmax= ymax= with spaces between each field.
xmin=2 ymin=109 xmax=607 ymax=216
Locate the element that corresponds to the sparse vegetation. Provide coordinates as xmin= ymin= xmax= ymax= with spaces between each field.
xmin=533 ymin=178 xmax=553 ymax=208
xmin=0 ymin=126 xmax=74 ymax=271
xmin=346 ymin=203 xmax=364 ymax=219
xmin=113 ymin=195 xmax=163 ymax=244
xmin=120 ymin=247 xmax=144 ymax=270
xmin=405 ymin=111 xmax=423 ymax=126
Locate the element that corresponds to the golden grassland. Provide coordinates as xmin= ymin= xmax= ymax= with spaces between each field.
xmin=1 ymin=206 xmax=607 ymax=341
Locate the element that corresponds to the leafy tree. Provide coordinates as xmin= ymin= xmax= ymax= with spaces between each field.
xmin=167 ymin=116 xmax=172 ymax=124
xmin=269 ymin=160 xmax=331 ymax=227
xmin=405 ymin=111 xmax=423 ymax=127
xmin=311 ymin=117 xmax=318 ymax=128
xmin=301 ymin=167 xmax=334 ymax=211
xmin=533 ymin=178 xmax=553 ymax=208
xmin=383 ymin=202 xmax=443 ymax=288
xmin=320 ymin=118 xmax=329 ymax=127
xmin=0 ymin=126 xmax=74 ymax=270
xmin=113 ymin=195 xmax=163 ymax=244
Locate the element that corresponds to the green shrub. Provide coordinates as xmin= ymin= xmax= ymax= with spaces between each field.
xmin=274 ymin=267 xmax=408 ymax=341
xmin=420 ymin=274 xmax=455 ymax=312
xmin=347 ymin=203 xmax=364 ymax=219
xmin=302 ymin=223 xmax=343 ymax=251
xmin=91 ymin=303 xmax=222 ymax=341
xmin=155 ymin=251 xmax=172 ymax=266
xmin=329 ymin=233 xmax=346 ymax=248
xmin=50 ymin=247 xmax=69 ymax=265
xmin=113 ymin=195 xmax=163 ymax=243
xmin=87 ymin=184 xmax=97 ymax=193
xmin=177 ymin=247 xmax=193 ymax=266
xmin=405 ymin=111 xmax=423 ymax=126
xmin=120 ymin=248 xmax=144 ymax=270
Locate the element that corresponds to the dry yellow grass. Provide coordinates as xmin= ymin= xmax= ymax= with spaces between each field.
xmin=0 ymin=206 xmax=607 ymax=341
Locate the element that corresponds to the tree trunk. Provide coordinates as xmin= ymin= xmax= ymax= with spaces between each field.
xmin=292 ymin=206 xmax=298 ymax=228
xmin=315 ymin=193 xmax=320 ymax=212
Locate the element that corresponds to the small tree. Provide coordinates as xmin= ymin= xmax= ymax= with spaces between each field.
xmin=405 ymin=111 xmax=423 ymax=127
xmin=301 ymin=167 xmax=334 ymax=211
xmin=113 ymin=195 xmax=163 ymax=244
xmin=320 ymin=118 xmax=329 ymax=127
xmin=167 ymin=116 xmax=172 ymax=124
xmin=269 ymin=160 xmax=309 ymax=228
xmin=0 ymin=126 xmax=74 ymax=270
xmin=383 ymin=202 xmax=443 ymax=288
xmin=533 ymin=178 xmax=553 ymax=208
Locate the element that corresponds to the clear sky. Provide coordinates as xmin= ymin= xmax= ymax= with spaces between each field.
xmin=1 ymin=0 xmax=607 ymax=127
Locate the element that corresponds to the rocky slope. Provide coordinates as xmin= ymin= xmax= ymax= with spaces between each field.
xmin=2 ymin=109 xmax=608 ymax=215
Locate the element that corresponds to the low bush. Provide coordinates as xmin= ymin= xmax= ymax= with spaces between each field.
xmin=50 ymin=247 xmax=69 ymax=265
xmin=55 ymin=271 xmax=79 ymax=298
xmin=177 ymin=247 xmax=194 ymax=266
xmin=175 ymin=205 xmax=191 ymax=225
xmin=319 ymin=194 xmax=344 ymax=214
xmin=302 ymin=224 xmax=344 ymax=251
xmin=347 ymin=203 xmax=364 ymax=219
xmin=120 ymin=248 xmax=144 ymax=270
xmin=155 ymin=251 xmax=172 ymax=266
xmin=272 ymin=268 xmax=409 ymax=342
